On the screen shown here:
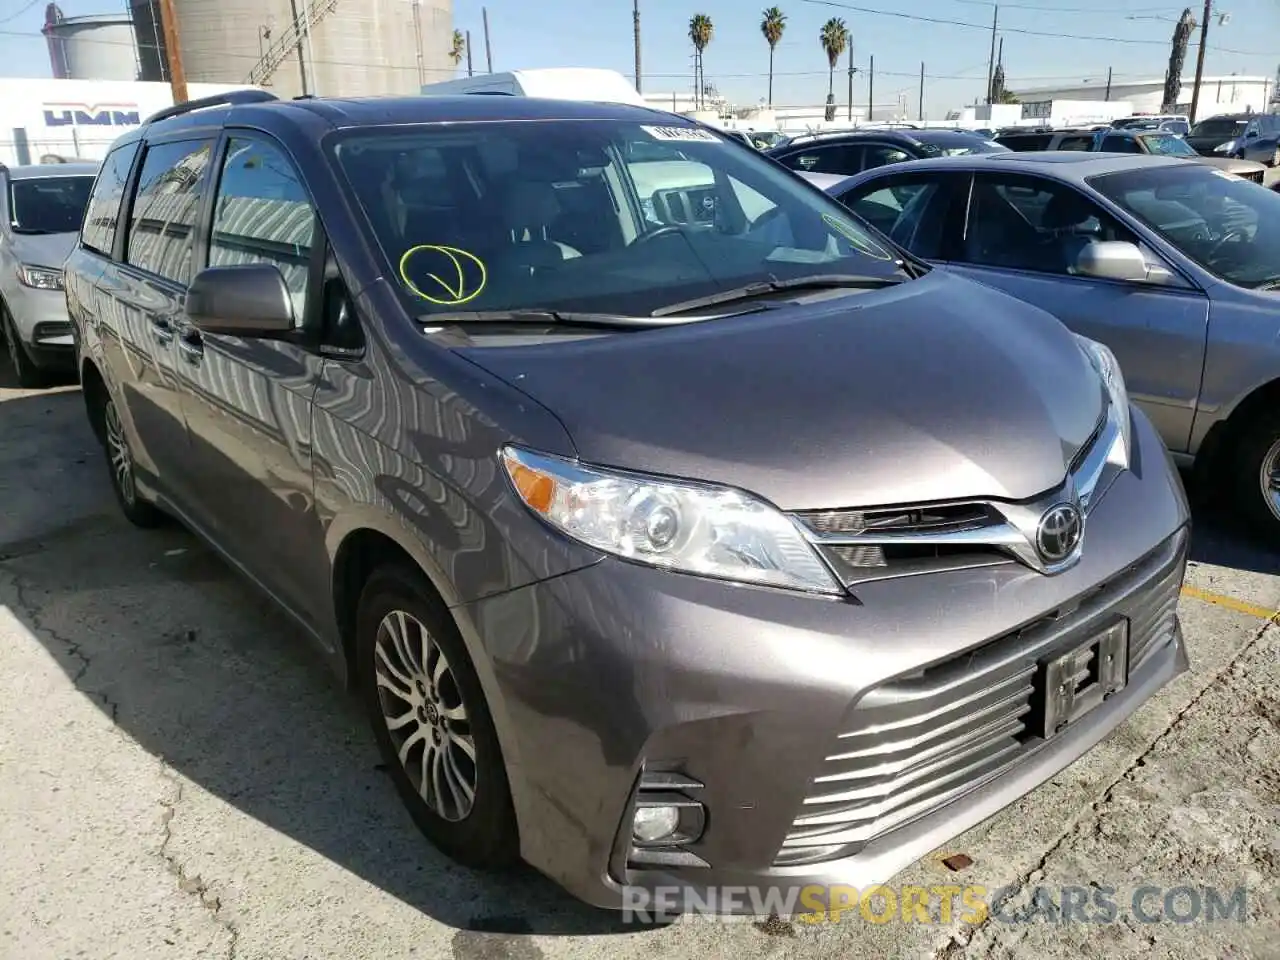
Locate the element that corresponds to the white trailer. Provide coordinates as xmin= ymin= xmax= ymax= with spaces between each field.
xmin=420 ymin=68 xmax=647 ymax=107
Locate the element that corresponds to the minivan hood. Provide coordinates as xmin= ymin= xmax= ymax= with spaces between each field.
xmin=461 ymin=271 xmax=1105 ymax=510
xmin=1197 ymin=156 xmax=1266 ymax=175
xmin=11 ymin=230 xmax=77 ymax=270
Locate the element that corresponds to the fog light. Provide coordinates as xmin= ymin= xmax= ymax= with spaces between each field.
xmin=632 ymin=804 xmax=681 ymax=843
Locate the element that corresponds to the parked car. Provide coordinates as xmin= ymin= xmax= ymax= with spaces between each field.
xmin=0 ymin=161 xmax=98 ymax=386
xmin=996 ymin=127 xmax=1107 ymax=152
xmin=766 ymin=128 xmax=1008 ymax=177
xmin=1185 ymin=113 xmax=1280 ymax=165
xmin=1112 ymin=115 xmax=1191 ymax=136
xmin=67 ymin=91 xmax=1190 ymax=912
xmin=1089 ymin=128 xmax=1267 ymax=183
xmin=828 ymin=151 xmax=1280 ymax=538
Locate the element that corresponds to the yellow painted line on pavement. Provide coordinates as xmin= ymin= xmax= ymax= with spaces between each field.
xmin=1179 ymin=585 xmax=1279 ymax=622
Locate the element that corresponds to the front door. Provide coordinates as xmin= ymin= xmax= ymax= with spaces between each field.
xmin=944 ymin=172 xmax=1210 ymax=452
xmin=101 ymin=138 xmax=218 ymax=511
xmin=169 ymin=132 xmax=330 ymax=629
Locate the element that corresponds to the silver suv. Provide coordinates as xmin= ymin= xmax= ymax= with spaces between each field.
xmin=0 ymin=162 xmax=97 ymax=386
xmin=66 ymin=91 xmax=1190 ymax=912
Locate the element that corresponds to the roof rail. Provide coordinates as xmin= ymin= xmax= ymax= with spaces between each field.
xmin=144 ymin=89 xmax=279 ymax=126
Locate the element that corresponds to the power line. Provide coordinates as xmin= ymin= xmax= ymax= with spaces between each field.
xmin=943 ymin=0 xmax=1177 ymax=13
xmin=797 ymin=0 xmax=1271 ymax=56
xmin=0 ymin=0 xmax=42 ymax=25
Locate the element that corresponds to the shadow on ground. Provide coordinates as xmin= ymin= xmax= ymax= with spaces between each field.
xmin=0 ymin=370 xmax=1275 ymax=942
xmin=0 ymin=383 xmax=645 ymax=939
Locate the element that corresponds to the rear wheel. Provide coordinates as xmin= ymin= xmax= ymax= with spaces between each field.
xmin=3 ymin=306 xmax=43 ymax=389
xmin=356 ymin=564 xmax=519 ymax=869
xmin=1232 ymin=409 xmax=1280 ymax=542
xmin=97 ymin=391 xmax=165 ymax=528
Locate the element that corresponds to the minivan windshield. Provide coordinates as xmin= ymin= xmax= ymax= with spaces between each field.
xmin=1190 ymin=118 xmax=1247 ymax=138
xmin=332 ymin=120 xmax=908 ymax=318
xmin=9 ymin=175 xmax=95 ymax=234
xmin=1089 ymin=164 xmax=1280 ymax=289
xmin=1137 ymin=134 xmax=1198 ymax=157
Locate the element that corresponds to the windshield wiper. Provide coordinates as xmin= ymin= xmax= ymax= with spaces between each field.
xmin=10 ymin=226 xmax=54 ymax=235
xmin=650 ymin=273 xmax=905 ymax=317
xmin=419 ymin=309 xmax=689 ymax=329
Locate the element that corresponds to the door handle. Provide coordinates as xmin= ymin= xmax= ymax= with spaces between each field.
xmin=151 ymin=318 xmax=174 ymax=344
xmin=177 ymin=330 xmax=203 ymax=363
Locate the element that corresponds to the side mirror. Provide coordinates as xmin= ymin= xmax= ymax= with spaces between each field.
xmin=1245 ymin=129 xmax=1259 ymax=139
xmin=186 ymin=264 xmax=295 ymax=337
xmin=1074 ymin=241 xmax=1156 ymax=283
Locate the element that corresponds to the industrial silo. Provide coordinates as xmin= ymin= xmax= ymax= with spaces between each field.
xmin=132 ymin=0 xmax=453 ymax=99
xmin=43 ymin=5 xmax=140 ymax=81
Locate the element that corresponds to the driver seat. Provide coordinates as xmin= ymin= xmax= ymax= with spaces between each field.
xmin=501 ymin=181 xmax=582 ymax=275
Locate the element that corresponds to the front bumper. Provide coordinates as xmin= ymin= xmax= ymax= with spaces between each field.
xmin=5 ymin=282 xmax=74 ymax=366
xmin=458 ymin=408 xmax=1190 ymax=911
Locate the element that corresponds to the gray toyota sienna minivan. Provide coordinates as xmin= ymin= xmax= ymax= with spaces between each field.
xmin=65 ymin=91 xmax=1190 ymax=913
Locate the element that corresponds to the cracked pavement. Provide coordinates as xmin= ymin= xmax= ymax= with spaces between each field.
xmin=0 ymin=380 xmax=1277 ymax=960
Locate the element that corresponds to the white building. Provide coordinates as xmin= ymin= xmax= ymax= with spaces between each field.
xmin=0 ymin=77 xmax=260 ymax=166
xmin=1012 ymin=74 xmax=1274 ymax=120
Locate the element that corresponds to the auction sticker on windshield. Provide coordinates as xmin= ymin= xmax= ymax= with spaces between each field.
xmin=641 ymin=125 xmax=722 ymax=143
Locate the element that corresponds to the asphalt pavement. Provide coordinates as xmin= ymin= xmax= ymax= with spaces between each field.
xmin=0 ymin=366 xmax=1276 ymax=960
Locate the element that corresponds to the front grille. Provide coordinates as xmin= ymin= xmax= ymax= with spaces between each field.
xmin=1243 ymin=169 xmax=1265 ymax=184
xmin=791 ymin=408 xmax=1114 ymax=586
xmin=775 ymin=527 xmax=1187 ymax=866
xmin=801 ymin=503 xmax=1008 ymax=578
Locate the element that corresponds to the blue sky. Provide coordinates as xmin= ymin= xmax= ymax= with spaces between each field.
xmin=454 ymin=0 xmax=1279 ymax=112
xmin=1 ymin=0 xmax=1275 ymax=114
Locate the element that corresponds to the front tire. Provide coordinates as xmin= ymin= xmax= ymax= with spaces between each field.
xmin=1233 ymin=409 xmax=1280 ymax=541
xmin=356 ymin=564 xmax=519 ymax=869
xmin=3 ymin=306 xmax=43 ymax=389
xmin=96 ymin=391 xmax=165 ymax=528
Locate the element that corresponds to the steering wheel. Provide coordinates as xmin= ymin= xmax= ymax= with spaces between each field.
xmin=632 ymin=224 xmax=687 ymax=245
xmin=1208 ymin=228 xmax=1247 ymax=259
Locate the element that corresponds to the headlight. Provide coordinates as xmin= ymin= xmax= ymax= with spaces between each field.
xmin=17 ymin=264 xmax=63 ymax=291
xmin=500 ymin=446 xmax=841 ymax=595
xmin=1076 ymin=334 xmax=1131 ymax=469
xmin=1213 ymin=141 xmax=1231 ymax=153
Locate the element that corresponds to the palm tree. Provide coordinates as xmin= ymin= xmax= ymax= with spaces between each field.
xmin=689 ymin=14 xmax=713 ymax=109
xmin=449 ymin=29 xmax=466 ymax=70
xmin=820 ymin=17 xmax=849 ymax=120
xmin=761 ymin=7 xmax=786 ymax=107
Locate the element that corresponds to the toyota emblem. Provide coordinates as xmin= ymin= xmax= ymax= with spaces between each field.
xmin=1036 ymin=502 xmax=1083 ymax=564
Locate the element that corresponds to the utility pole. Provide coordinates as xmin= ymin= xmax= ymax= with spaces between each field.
xmin=633 ymin=0 xmax=641 ymax=93
xmin=985 ymin=4 xmax=999 ymax=104
xmin=412 ymin=0 xmax=424 ymax=87
xmin=1104 ymin=66 xmax=1112 ymax=100
xmin=1188 ymin=0 xmax=1211 ymax=124
xmin=300 ymin=0 xmax=317 ymax=95
xmin=465 ymin=30 xmax=473 ymax=76
xmin=157 ymin=0 xmax=187 ymax=104
xmin=847 ymin=44 xmax=854 ymax=121
xmin=287 ymin=0 xmax=307 ymax=95
xmin=482 ymin=6 xmax=493 ymax=73
xmin=919 ymin=62 xmax=925 ymax=121
xmin=868 ymin=54 xmax=874 ymax=122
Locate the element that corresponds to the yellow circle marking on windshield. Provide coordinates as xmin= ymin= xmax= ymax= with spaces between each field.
xmin=399 ymin=244 xmax=488 ymax=305
xmin=822 ymin=213 xmax=893 ymax=261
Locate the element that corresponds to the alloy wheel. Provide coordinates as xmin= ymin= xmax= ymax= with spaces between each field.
xmin=1261 ymin=437 xmax=1280 ymax=523
xmin=103 ymin=398 xmax=136 ymax=506
xmin=373 ymin=609 xmax=477 ymax=822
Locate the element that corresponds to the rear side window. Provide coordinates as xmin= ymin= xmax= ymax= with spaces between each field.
xmin=1100 ymin=135 xmax=1142 ymax=153
xmin=126 ymin=139 xmax=215 ymax=284
xmin=1055 ymin=135 xmax=1095 ymax=152
xmin=81 ymin=142 xmax=138 ymax=255
xmin=779 ymin=144 xmax=862 ymax=175
xmin=997 ymin=134 xmax=1052 ymax=151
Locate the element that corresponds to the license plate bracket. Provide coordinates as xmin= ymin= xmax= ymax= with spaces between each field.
xmin=1031 ymin=619 xmax=1129 ymax=740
